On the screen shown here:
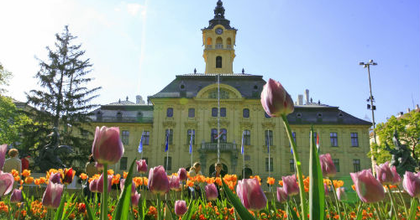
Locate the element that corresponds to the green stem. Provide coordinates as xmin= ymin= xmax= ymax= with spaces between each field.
xmin=328 ymin=178 xmax=342 ymax=220
xmin=102 ymin=163 xmax=108 ymax=220
xmin=281 ymin=114 xmax=308 ymax=220
xmin=157 ymin=195 xmax=162 ymax=220
xmin=387 ymin=185 xmax=398 ymax=219
xmin=396 ymin=185 xmax=409 ymax=219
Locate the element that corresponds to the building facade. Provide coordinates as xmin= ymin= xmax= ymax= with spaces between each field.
xmin=90 ymin=1 xmax=372 ymax=181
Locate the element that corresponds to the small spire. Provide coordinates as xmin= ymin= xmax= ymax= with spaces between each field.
xmin=242 ymin=68 xmax=245 ymax=74
xmin=194 ymin=68 xmax=197 ymax=74
xmin=214 ymin=0 xmax=225 ymax=19
xmin=126 ymin=96 xmax=129 ymax=101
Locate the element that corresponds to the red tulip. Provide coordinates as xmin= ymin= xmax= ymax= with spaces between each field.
xmin=236 ymin=178 xmax=267 ymax=211
xmin=403 ymin=171 xmax=420 ymax=198
xmin=351 ymin=169 xmax=385 ymax=203
xmin=319 ymin=153 xmax=337 ymax=177
xmin=148 ymin=166 xmax=169 ymax=195
xmin=10 ymin=189 xmax=22 ymax=203
xmin=0 ymin=171 xmax=14 ymax=197
xmin=282 ymin=175 xmax=299 ymax=196
xmin=376 ymin=162 xmax=400 ymax=185
xmin=178 ymin=168 xmax=188 ymax=181
xmin=175 ymin=200 xmax=187 ymax=216
xmin=0 ymin=144 xmax=7 ymax=170
xmin=62 ymin=168 xmax=75 ymax=184
xmin=169 ymin=175 xmax=180 ymax=190
xmin=136 ymin=159 xmax=148 ymax=173
xmin=92 ymin=126 xmax=124 ymax=165
xmin=260 ymin=78 xmax=294 ymax=117
xmin=276 ymin=187 xmax=288 ymax=203
xmin=205 ymin=183 xmax=218 ymax=201
xmin=42 ymin=181 xmax=64 ymax=209
xmin=78 ymin=203 xmax=86 ymax=214
xmin=97 ymin=173 xmax=113 ymax=193
xmin=336 ymin=187 xmax=347 ymax=201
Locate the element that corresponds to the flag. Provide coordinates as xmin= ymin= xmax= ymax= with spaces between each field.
xmin=189 ymin=130 xmax=194 ymax=154
xmin=241 ymin=131 xmax=245 ymax=155
xmin=266 ymin=132 xmax=270 ymax=154
xmin=214 ymin=130 xmax=224 ymax=140
xmin=138 ymin=132 xmax=144 ymax=153
xmin=165 ymin=131 xmax=169 ymax=152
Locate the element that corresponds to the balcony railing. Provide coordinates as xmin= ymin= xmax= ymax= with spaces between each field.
xmin=94 ymin=116 xmax=153 ymax=123
xmin=215 ymin=44 xmax=223 ymax=49
xmin=200 ymin=142 xmax=237 ymax=152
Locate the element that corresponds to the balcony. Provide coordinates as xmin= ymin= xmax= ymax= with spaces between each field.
xmin=199 ymin=142 xmax=237 ymax=152
xmin=94 ymin=116 xmax=153 ymax=123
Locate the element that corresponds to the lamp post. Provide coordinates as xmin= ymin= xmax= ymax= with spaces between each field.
xmin=359 ymin=60 xmax=378 ymax=174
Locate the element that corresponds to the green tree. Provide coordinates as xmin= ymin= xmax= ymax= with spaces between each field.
xmin=26 ymin=26 xmax=101 ymax=171
xmin=374 ymin=110 xmax=420 ymax=164
xmin=0 ymin=62 xmax=12 ymax=94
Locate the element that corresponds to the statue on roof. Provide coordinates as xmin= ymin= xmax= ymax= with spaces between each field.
xmin=214 ymin=0 xmax=225 ymax=18
xmin=385 ymin=130 xmax=418 ymax=176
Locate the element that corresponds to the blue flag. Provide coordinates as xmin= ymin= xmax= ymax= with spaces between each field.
xmin=165 ymin=131 xmax=169 ymax=152
xmin=189 ymin=130 xmax=194 ymax=154
xmin=138 ymin=132 xmax=144 ymax=153
xmin=241 ymin=131 xmax=245 ymax=155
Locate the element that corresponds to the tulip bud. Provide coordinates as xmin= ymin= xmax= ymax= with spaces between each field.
xmin=97 ymin=173 xmax=113 ymax=193
xmin=49 ymin=172 xmax=61 ymax=184
xmin=0 ymin=171 xmax=14 ymax=197
xmin=375 ymin=162 xmax=400 ymax=185
xmin=42 ymin=181 xmax=64 ymax=209
xmin=0 ymin=144 xmax=7 ymax=170
xmin=319 ymin=154 xmax=337 ymax=178
xmin=336 ymin=187 xmax=347 ymax=201
xmin=62 ymin=168 xmax=76 ymax=184
xmin=260 ymin=78 xmax=294 ymax=117
xmin=10 ymin=189 xmax=22 ymax=203
xmin=236 ymin=178 xmax=267 ymax=211
xmin=131 ymin=190 xmax=141 ymax=206
xmin=120 ymin=179 xmax=137 ymax=196
xmin=175 ymin=200 xmax=188 ymax=216
xmin=78 ymin=203 xmax=86 ymax=214
xmin=148 ymin=166 xmax=169 ymax=195
xmin=282 ymin=175 xmax=299 ymax=196
xmin=89 ymin=179 xmax=99 ymax=193
xmin=276 ymin=187 xmax=288 ymax=203
xmin=136 ymin=159 xmax=148 ymax=174
xmin=169 ymin=175 xmax=180 ymax=190
xmin=350 ymin=169 xmax=385 ymax=203
xmin=178 ymin=168 xmax=188 ymax=181
xmin=403 ymin=171 xmax=420 ymax=198
xmin=92 ymin=126 xmax=124 ymax=165
xmin=205 ymin=183 xmax=218 ymax=201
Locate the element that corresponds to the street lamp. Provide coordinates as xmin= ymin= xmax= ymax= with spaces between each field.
xmin=359 ymin=60 xmax=378 ymax=174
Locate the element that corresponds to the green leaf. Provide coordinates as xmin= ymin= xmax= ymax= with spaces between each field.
xmin=83 ymin=196 xmax=96 ymax=220
xmin=355 ymin=202 xmax=363 ymax=220
xmin=61 ymin=193 xmax=76 ymax=220
xmin=54 ymin=191 xmax=67 ymax=220
xmin=222 ymin=179 xmax=256 ymax=220
xmin=112 ymin=159 xmax=136 ymax=219
xmin=309 ymin=126 xmax=325 ymax=220
xmin=409 ymin=198 xmax=418 ymax=220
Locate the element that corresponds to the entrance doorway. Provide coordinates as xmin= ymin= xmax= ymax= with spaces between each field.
xmin=208 ymin=163 xmax=228 ymax=176
xmin=241 ymin=168 xmax=252 ymax=179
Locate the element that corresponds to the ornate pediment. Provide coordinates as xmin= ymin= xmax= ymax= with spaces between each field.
xmin=196 ymin=84 xmax=243 ymax=101
xmin=163 ymin=120 xmax=176 ymax=128
xmin=261 ymin=122 xmax=275 ymax=130
xmin=184 ymin=121 xmax=198 ymax=129
xmin=239 ymin=121 xmax=253 ymax=129
xmin=208 ymin=118 xmax=230 ymax=127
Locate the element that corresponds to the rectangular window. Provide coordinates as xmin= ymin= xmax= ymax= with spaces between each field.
xmin=220 ymin=108 xmax=226 ymax=117
xmin=187 ymin=129 xmax=195 ymax=145
xmin=164 ymin=156 xmax=172 ymax=171
xmin=265 ymin=130 xmax=273 ymax=146
xmin=122 ymin=130 xmax=129 ymax=145
xmin=290 ymin=159 xmax=295 ymax=172
xmin=351 ymin=132 xmax=359 ymax=147
xmin=188 ymin=108 xmax=195 ymax=118
xmin=243 ymin=109 xmax=250 ymax=118
xmin=243 ymin=130 xmax=251 ymax=145
xmin=220 ymin=128 xmax=227 ymax=143
xmin=333 ymin=159 xmax=340 ymax=172
xmin=120 ymin=157 xmax=127 ymax=170
xmin=165 ymin=129 xmax=173 ymax=145
xmin=265 ymin=158 xmax=273 ymax=172
xmin=166 ymin=108 xmax=173 ymax=117
xmin=211 ymin=129 xmax=217 ymax=143
xmin=212 ymin=108 xmax=218 ymax=117
xmin=143 ymin=131 xmax=150 ymax=145
xmin=353 ymin=159 xmax=361 ymax=172
xmin=330 ymin=132 xmax=338 ymax=147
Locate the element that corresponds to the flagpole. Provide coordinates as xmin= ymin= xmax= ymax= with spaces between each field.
xmin=166 ymin=130 xmax=169 ymax=173
xmin=141 ymin=130 xmax=144 ymax=159
xmin=217 ymin=74 xmax=220 ymax=163
xmin=268 ymin=129 xmax=271 ymax=191
xmin=242 ymin=131 xmax=245 ymax=179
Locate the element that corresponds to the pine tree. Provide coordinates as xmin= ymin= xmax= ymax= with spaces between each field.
xmin=26 ymin=26 xmax=101 ymax=171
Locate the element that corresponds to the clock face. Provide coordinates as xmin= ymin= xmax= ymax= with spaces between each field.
xmin=215 ymin=28 xmax=223 ymax=35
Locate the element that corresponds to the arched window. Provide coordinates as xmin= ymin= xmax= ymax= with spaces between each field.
xmin=216 ymin=56 xmax=222 ymax=68
xmin=207 ymin=37 xmax=212 ymax=45
xmin=227 ymin=38 xmax=232 ymax=48
xmin=216 ymin=37 xmax=223 ymax=49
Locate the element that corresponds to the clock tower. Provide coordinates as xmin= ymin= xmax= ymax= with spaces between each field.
xmin=202 ymin=0 xmax=237 ymax=74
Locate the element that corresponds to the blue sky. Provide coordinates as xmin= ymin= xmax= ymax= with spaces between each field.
xmin=0 ymin=0 xmax=419 ymax=124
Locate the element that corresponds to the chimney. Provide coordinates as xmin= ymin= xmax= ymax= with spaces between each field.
xmin=298 ymin=95 xmax=303 ymax=105
xmin=304 ymin=89 xmax=309 ymax=104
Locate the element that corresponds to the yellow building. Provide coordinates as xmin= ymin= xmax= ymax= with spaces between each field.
xmin=90 ymin=1 xmax=372 ymax=181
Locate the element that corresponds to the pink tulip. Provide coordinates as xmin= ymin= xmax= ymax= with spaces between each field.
xmin=205 ymin=183 xmax=218 ymax=201
xmin=89 ymin=179 xmax=99 ymax=193
xmin=282 ymin=175 xmax=299 ymax=196
xmin=336 ymin=187 xmax=347 ymax=201
xmin=175 ymin=200 xmax=187 ymax=216
xmin=148 ymin=166 xmax=169 ymax=195
xmin=120 ymin=179 xmax=136 ymax=196
xmin=0 ymin=144 xmax=7 ymax=170
xmin=131 ymin=190 xmax=141 ymax=206
xmin=0 ymin=171 xmax=14 ymax=197
xmin=97 ymin=174 xmax=113 ymax=193
xmin=276 ymin=187 xmax=288 ymax=203
xmin=376 ymin=162 xmax=400 ymax=185
xmin=136 ymin=159 xmax=148 ymax=173
xmin=92 ymin=126 xmax=124 ymax=165
xmin=403 ymin=171 xmax=420 ymax=198
xmin=260 ymin=78 xmax=294 ymax=117
xmin=10 ymin=189 xmax=22 ymax=203
xmin=236 ymin=178 xmax=267 ymax=211
xmin=49 ymin=172 xmax=61 ymax=184
xmin=169 ymin=175 xmax=180 ymax=190
xmin=351 ymin=169 xmax=385 ymax=203
xmin=42 ymin=181 xmax=64 ymax=209
xmin=178 ymin=168 xmax=188 ymax=181
xmin=319 ymin=154 xmax=337 ymax=177
xmin=391 ymin=165 xmax=401 ymax=184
